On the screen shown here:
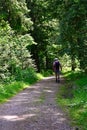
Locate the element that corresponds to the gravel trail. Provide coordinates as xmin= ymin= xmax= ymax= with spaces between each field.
xmin=0 ymin=76 xmax=74 ymax=130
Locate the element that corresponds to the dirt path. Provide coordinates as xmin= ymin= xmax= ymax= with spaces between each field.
xmin=0 ymin=76 xmax=74 ymax=130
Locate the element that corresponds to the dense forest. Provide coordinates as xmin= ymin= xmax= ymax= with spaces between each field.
xmin=0 ymin=0 xmax=87 ymax=129
xmin=0 ymin=0 xmax=87 ymax=82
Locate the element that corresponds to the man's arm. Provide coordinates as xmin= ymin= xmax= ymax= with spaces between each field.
xmin=60 ymin=63 xmax=62 ymax=71
xmin=53 ymin=62 xmax=56 ymax=72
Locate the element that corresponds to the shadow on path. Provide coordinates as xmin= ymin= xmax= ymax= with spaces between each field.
xmin=0 ymin=76 xmax=73 ymax=130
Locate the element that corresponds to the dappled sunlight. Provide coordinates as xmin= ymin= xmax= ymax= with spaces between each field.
xmin=33 ymin=91 xmax=41 ymax=94
xmin=59 ymin=117 xmax=66 ymax=122
xmin=43 ymin=89 xmax=53 ymax=93
xmin=0 ymin=106 xmax=67 ymax=125
xmin=54 ymin=112 xmax=63 ymax=116
xmin=53 ymin=113 xmax=66 ymax=124
xmin=52 ymin=118 xmax=66 ymax=125
xmin=0 ymin=75 xmax=73 ymax=130
xmin=20 ymin=92 xmax=28 ymax=95
xmin=0 ymin=114 xmax=36 ymax=121
xmin=43 ymin=76 xmax=55 ymax=80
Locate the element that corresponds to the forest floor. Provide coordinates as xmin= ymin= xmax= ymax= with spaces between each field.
xmin=0 ymin=76 xmax=74 ymax=130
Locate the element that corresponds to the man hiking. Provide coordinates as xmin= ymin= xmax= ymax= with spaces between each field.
xmin=53 ymin=58 xmax=62 ymax=83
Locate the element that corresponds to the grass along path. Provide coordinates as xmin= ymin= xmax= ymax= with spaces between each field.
xmin=0 ymin=76 xmax=74 ymax=130
xmin=56 ymin=71 xmax=87 ymax=130
xmin=0 ymin=72 xmax=43 ymax=103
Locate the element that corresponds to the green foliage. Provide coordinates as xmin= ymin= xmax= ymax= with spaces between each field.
xmin=0 ymin=81 xmax=26 ymax=102
xmin=26 ymin=0 xmax=60 ymax=71
xmin=0 ymin=1 xmax=35 ymax=81
xmin=56 ymin=71 xmax=87 ymax=129
xmin=26 ymin=0 xmax=87 ymax=73
xmin=0 ymin=68 xmax=43 ymax=103
xmin=63 ymin=71 xmax=85 ymax=81
xmin=0 ymin=0 xmax=33 ymax=32
xmin=1 ymin=0 xmax=86 ymax=74
xmin=41 ymin=70 xmax=53 ymax=77
xmin=52 ymin=0 xmax=87 ymax=72
xmin=0 ymin=21 xmax=36 ymax=82
xmin=15 ymin=68 xmax=39 ymax=84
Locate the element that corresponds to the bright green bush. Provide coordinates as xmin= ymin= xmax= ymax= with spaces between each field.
xmin=0 ymin=67 xmax=43 ymax=103
xmin=15 ymin=68 xmax=39 ymax=84
xmin=41 ymin=69 xmax=53 ymax=77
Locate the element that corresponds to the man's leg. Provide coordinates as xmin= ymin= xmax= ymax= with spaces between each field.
xmin=57 ymin=71 xmax=60 ymax=82
xmin=55 ymin=72 xmax=57 ymax=82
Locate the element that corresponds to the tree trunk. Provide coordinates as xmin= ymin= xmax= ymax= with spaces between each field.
xmin=71 ymin=56 xmax=76 ymax=71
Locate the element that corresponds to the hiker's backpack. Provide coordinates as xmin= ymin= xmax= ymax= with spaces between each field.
xmin=55 ymin=61 xmax=60 ymax=70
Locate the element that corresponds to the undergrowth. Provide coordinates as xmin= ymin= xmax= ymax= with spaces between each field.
xmin=0 ymin=68 xmax=52 ymax=104
xmin=56 ymin=70 xmax=87 ymax=130
xmin=0 ymin=68 xmax=44 ymax=103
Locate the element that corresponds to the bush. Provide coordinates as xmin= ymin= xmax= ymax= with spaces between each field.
xmin=41 ymin=69 xmax=53 ymax=77
xmin=15 ymin=67 xmax=38 ymax=84
xmin=0 ymin=67 xmax=42 ymax=103
xmin=56 ymin=70 xmax=87 ymax=129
